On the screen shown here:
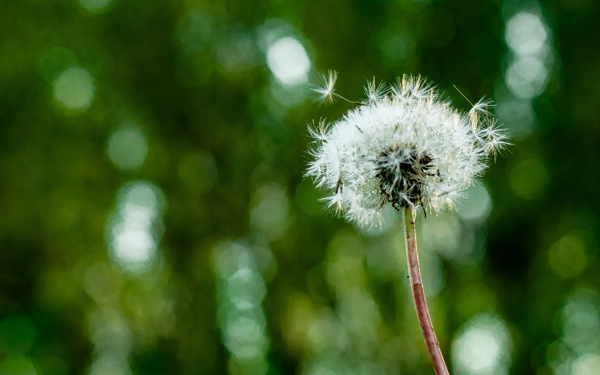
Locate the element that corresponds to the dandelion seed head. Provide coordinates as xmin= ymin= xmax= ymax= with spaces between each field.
xmin=306 ymin=74 xmax=508 ymax=227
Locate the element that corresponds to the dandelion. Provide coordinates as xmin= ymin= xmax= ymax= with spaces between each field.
xmin=307 ymin=74 xmax=507 ymax=227
xmin=306 ymin=73 xmax=508 ymax=375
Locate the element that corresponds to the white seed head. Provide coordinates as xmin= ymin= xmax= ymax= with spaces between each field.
xmin=306 ymin=74 xmax=508 ymax=227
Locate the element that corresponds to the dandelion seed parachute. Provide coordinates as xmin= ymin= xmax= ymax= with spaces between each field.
xmin=306 ymin=74 xmax=507 ymax=227
xmin=311 ymin=70 xmax=338 ymax=103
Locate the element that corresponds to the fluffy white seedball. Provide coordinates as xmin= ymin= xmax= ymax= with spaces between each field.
xmin=306 ymin=74 xmax=507 ymax=227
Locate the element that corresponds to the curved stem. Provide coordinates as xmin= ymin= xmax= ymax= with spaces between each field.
xmin=403 ymin=207 xmax=450 ymax=375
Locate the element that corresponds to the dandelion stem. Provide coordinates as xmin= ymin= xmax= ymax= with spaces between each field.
xmin=403 ymin=207 xmax=450 ymax=375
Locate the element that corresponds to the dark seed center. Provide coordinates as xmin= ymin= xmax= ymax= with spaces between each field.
xmin=374 ymin=145 xmax=435 ymax=210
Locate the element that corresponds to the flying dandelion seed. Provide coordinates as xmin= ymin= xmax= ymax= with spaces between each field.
xmin=311 ymin=70 xmax=338 ymax=103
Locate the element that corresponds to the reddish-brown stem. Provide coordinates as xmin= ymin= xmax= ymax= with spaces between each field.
xmin=403 ymin=207 xmax=450 ymax=375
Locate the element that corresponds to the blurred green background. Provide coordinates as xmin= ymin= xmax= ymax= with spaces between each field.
xmin=1 ymin=0 xmax=599 ymax=374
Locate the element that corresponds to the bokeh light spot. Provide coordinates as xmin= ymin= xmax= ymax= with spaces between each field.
xmin=87 ymin=308 xmax=133 ymax=356
xmin=509 ymin=157 xmax=549 ymax=199
xmin=337 ymin=289 xmax=381 ymax=344
xmin=88 ymin=354 xmax=132 ymax=375
xmin=503 ymin=10 xmax=553 ymax=100
xmin=214 ymin=242 xmax=256 ymax=280
xmin=548 ymin=233 xmax=588 ymax=278
xmin=214 ymin=30 xmax=258 ymax=74
xmin=107 ymin=126 xmax=148 ymax=171
xmin=227 ymin=268 xmax=267 ymax=310
xmin=572 ymin=353 xmax=600 ymax=375
xmin=0 ymin=355 xmax=37 ymax=375
xmin=303 ymin=356 xmax=350 ymax=375
xmin=505 ymin=57 xmax=549 ymax=99
xmin=78 ymin=0 xmax=112 ymax=13
xmin=365 ymin=235 xmax=403 ymax=280
xmin=452 ymin=313 xmax=513 ymax=375
xmin=456 ymin=182 xmax=492 ymax=222
xmin=250 ymin=183 xmax=290 ymax=241
xmin=113 ymin=228 xmax=155 ymax=268
xmin=306 ymin=310 xmax=348 ymax=353
xmin=213 ymin=241 xmax=271 ymax=374
xmin=266 ymin=37 xmax=310 ymax=86
xmin=496 ymin=96 xmax=536 ymax=140
xmin=377 ymin=30 xmax=415 ymax=68
xmin=421 ymin=253 xmax=445 ymax=297
xmin=107 ymin=181 xmax=165 ymax=273
xmin=53 ymin=67 xmax=95 ymax=111
xmin=225 ymin=317 xmax=268 ymax=359
xmin=561 ymin=288 xmax=600 ymax=351
xmin=174 ymin=9 xmax=212 ymax=53
xmin=505 ymin=12 xmax=548 ymax=56
xmin=423 ymin=214 xmax=460 ymax=259
xmin=81 ymin=262 xmax=122 ymax=304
